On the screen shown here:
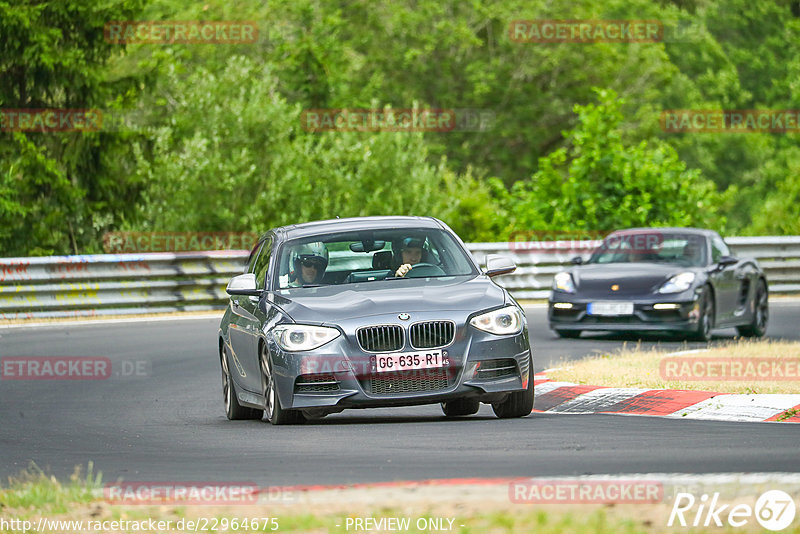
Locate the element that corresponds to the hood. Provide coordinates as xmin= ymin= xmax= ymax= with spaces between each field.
xmin=272 ymin=275 xmax=506 ymax=323
xmin=573 ymin=263 xmax=696 ymax=297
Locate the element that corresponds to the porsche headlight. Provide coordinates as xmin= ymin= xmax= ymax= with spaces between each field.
xmin=658 ymin=272 xmax=696 ymax=294
xmin=552 ymin=272 xmax=576 ymax=293
xmin=272 ymin=325 xmax=340 ymax=351
xmin=470 ymin=306 xmax=523 ymax=335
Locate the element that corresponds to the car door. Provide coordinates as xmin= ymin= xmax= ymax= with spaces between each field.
xmin=226 ymin=241 xmax=259 ymax=387
xmin=229 ymin=236 xmax=272 ymax=392
xmin=707 ymin=234 xmax=739 ymax=325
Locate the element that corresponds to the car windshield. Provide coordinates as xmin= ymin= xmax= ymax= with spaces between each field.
xmin=275 ymin=228 xmax=477 ymax=289
xmin=587 ymin=232 xmax=707 ymax=267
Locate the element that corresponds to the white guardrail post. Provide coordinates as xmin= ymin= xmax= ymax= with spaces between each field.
xmin=1 ymin=237 xmax=799 ymax=319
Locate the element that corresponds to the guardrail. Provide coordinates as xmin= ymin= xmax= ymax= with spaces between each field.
xmin=1 ymin=236 xmax=799 ymax=319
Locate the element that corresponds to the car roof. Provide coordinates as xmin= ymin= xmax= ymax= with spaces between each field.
xmin=273 ymin=216 xmax=444 ymax=240
xmin=607 ymin=227 xmax=717 ymax=238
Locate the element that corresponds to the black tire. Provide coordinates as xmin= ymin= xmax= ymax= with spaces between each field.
xmin=555 ymin=329 xmax=581 ymax=339
xmin=689 ymin=287 xmax=715 ymax=342
xmin=221 ymin=346 xmax=262 ymax=420
xmin=441 ymin=398 xmax=480 ymax=417
xmin=492 ymin=355 xmax=535 ymax=419
xmin=737 ymin=279 xmax=768 ymax=338
xmin=260 ymin=344 xmax=305 ymax=426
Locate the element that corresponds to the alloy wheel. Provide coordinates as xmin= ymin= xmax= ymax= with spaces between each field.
xmin=755 ymin=285 xmax=768 ymax=331
xmin=260 ymin=345 xmax=275 ymax=421
xmin=221 ymin=349 xmax=231 ymax=413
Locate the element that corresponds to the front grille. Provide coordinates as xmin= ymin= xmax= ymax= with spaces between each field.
xmin=294 ymin=373 xmax=340 ymax=393
xmin=357 ymin=325 xmax=404 ymax=352
xmin=369 ymin=369 xmax=450 ymax=394
xmin=410 ymin=321 xmax=455 ymax=349
xmin=476 ymin=358 xmax=517 ymax=379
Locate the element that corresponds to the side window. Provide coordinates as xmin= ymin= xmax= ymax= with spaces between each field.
xmin=253 ymin=236 xmax=272 ymax=290
xmin=245 ymin=241 xmax=262 ymax=274
xmin=711 ymin=235 xmax=729 ymax=263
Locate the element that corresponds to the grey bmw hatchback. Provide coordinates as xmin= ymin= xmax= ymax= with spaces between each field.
xmin=218 ymin=216 xmax=533 ymax=424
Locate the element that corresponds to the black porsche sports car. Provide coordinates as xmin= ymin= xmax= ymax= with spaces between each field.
xmin=548 ymin=228 xmax=768 ymax=340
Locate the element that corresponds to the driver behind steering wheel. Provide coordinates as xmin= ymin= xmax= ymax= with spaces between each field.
xmin=394 ymin=237 xmax=424 ymax=277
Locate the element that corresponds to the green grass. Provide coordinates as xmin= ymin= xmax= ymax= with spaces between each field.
xmin=272 ymin=509 xmax=649 ymax=533
xmin=10 ymin=465 xmax=791 ymax=533
xmin=0 ymin=463 xmax=101 ymax=515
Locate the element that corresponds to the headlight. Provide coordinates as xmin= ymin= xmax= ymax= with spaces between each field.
xmin=552 ymin=272 xmax=576 ymax=293
xmin=272 ymin=325 xmax=340 ymax=351
xmin=658 ymin=272 xmax=696 ymax=294
xmin=470 ymin=306 xmax=523 ymax=335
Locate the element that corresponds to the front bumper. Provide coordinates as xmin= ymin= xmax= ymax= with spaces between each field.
xmin=548 ymin=290 xmax=702 ymax=332
xmin=267 ymin=311 xmax=532 ymax=411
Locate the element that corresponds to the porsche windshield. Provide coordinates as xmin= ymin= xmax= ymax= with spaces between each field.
xmin=588 ymin=232 xmax=707 ymax=267
xmin=276 ymin=228 xmax=477 ymax=289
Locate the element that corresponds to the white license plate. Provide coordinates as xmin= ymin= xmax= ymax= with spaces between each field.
xmin=375 ymin=350 xmax=447 ymax=372
xmin=588 ymin=302 xmax=634 ymax=316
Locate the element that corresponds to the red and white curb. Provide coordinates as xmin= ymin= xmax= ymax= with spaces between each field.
xmin=533 ymin=373 xmax=800 ymax=423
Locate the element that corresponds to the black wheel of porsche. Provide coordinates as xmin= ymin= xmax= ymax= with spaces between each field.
xmin=737 ymin=279 xmax=768 ymax=338
xmin=441 ymin=398 xmax=480 ymax=417
xmin=221 ymin=346 xmax=262 ymax=420
xmin=492 ymin=355 xmax=534 ymax=419
xmin=690 ymin=287 xmax=715 ymax=342
xmin=555 ymin=329 xmax=581 ymax=339
xmin=260 ymin=344 xmax=305 ymax=426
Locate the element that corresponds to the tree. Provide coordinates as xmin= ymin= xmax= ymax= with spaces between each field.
xmin=496 ymin=89 xmax=726 ymax=236
xmin=127 ymin=56 xmax=501 ymax=240
xmin=0 ymin=0 xmax=145 ymax=256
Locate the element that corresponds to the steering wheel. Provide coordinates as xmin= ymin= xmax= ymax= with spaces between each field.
xmin=404 ymin=262 xmax=446 ymax=278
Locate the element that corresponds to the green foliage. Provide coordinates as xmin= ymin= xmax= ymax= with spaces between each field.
xmin=129 ymin=56 xmax=501 ymax=235
xmin=497 ymin=89 xmax=725 ymax=235
xmin=747 ymin=146 xmax=800 ymax=234
xmin=3 ymin=0 xmax=800 ymax=256
xmin=0 ymin=0 xmax=146 ymax=256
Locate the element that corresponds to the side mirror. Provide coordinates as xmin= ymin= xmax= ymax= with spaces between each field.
xmin=226 ymin=273 xmax=262 ymax=296
xmin=717 ymin=255 xmax=738 ymax=268
xmin=484 ymin=254 xmax=516 ymax=277
xmin=571 ymin=256 xmax=584 ymax=265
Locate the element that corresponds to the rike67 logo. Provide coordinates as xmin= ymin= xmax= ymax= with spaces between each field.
xmin=669 ymin=490 xmax=796 ymax=531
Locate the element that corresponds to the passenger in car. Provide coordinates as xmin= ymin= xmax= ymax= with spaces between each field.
xmin=287 ymin=242 xmax=329 ymax=287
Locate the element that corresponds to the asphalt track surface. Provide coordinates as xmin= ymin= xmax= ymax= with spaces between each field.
xmin=1 ymin=302 xmax=798 ymax=486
